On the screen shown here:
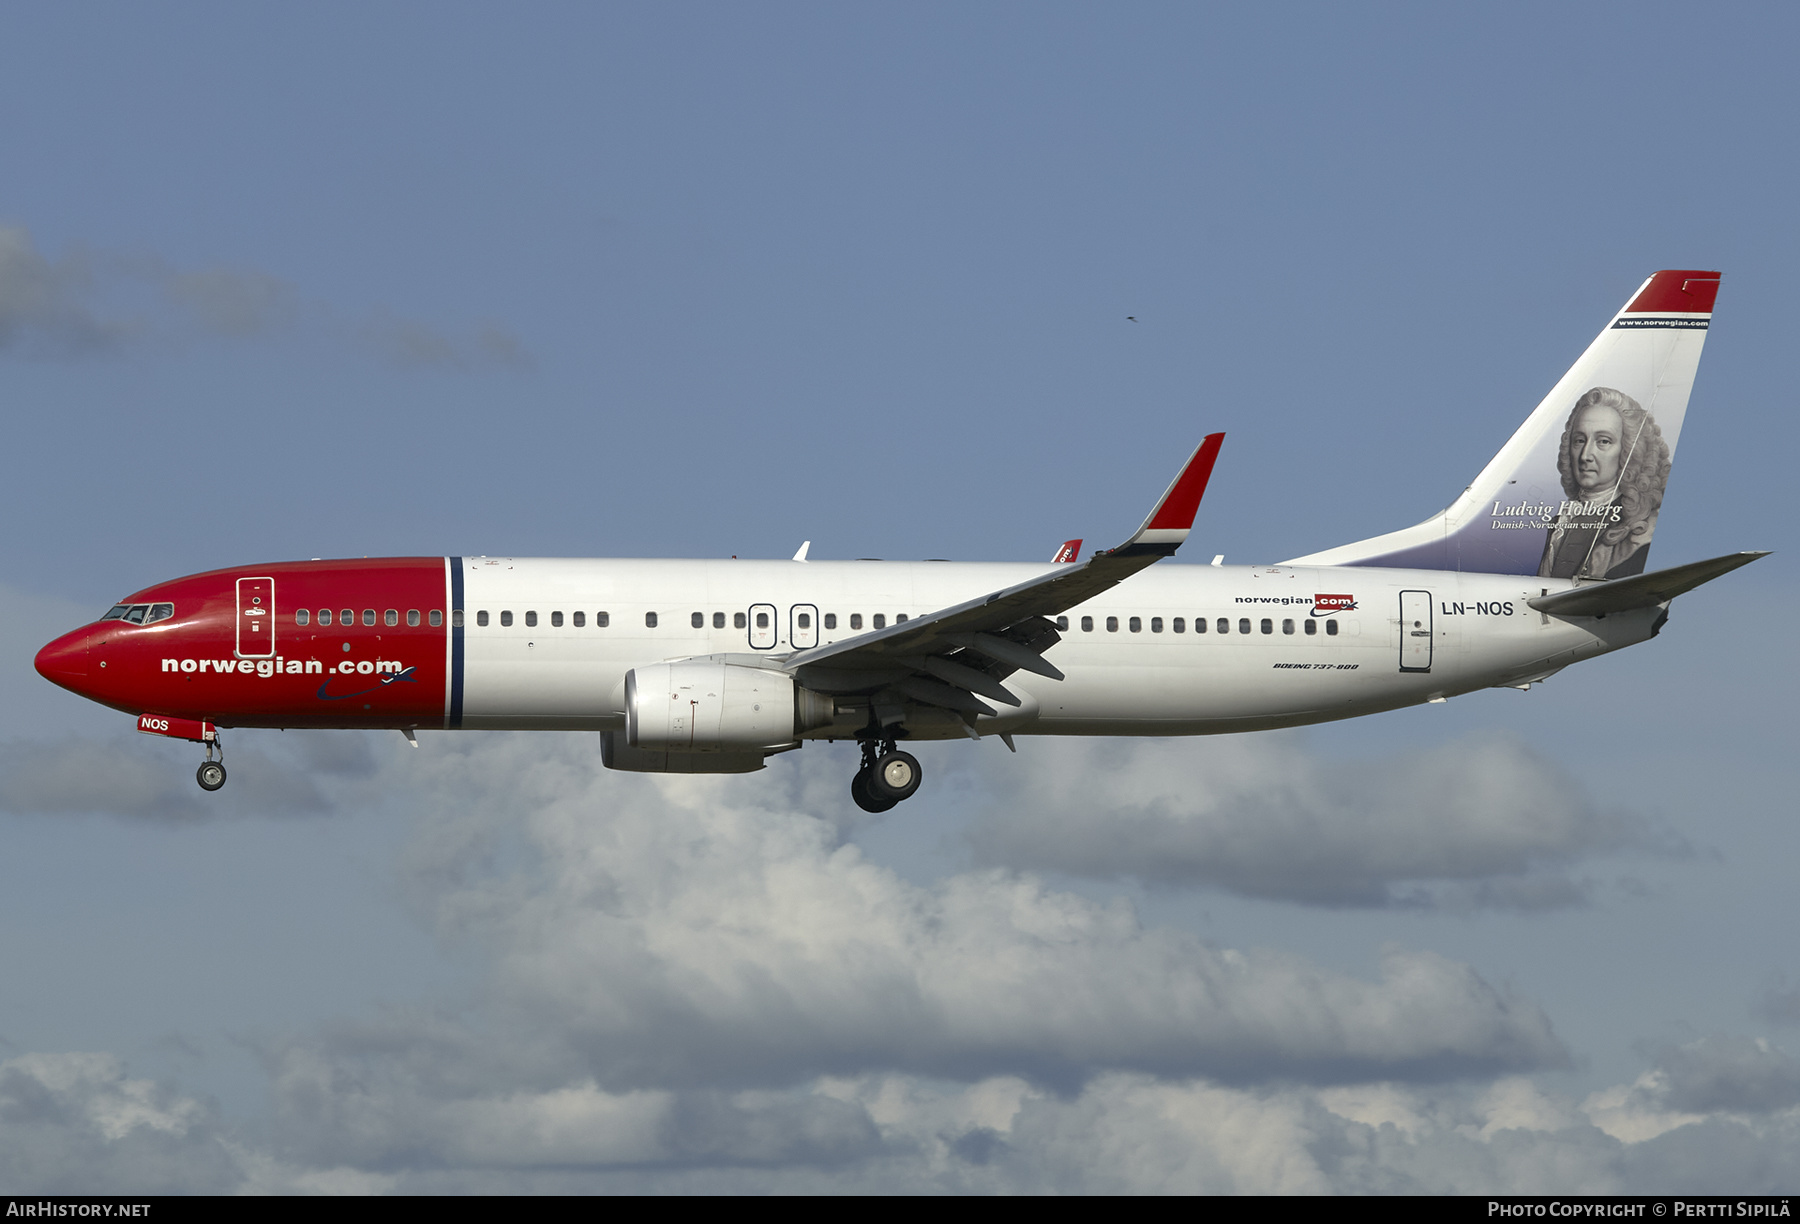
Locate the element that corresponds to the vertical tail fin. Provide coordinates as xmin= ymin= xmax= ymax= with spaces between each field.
xmin=1286 ymin=271 xmax=1720 ymax=578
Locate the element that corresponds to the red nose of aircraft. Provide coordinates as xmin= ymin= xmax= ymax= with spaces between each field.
xmin=35 ymin=626 xmax=94 ymax=694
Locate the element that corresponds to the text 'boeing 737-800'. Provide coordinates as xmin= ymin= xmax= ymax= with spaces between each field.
xmin=36 ymin=270 xmax=1766 ymax=812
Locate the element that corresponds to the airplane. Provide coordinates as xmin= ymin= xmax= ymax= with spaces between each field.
xmin=35 ymin=270 xmax=1766 ymax=813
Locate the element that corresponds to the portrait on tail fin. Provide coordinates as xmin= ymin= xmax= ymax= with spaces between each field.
xmin=1538 ymin=387 xmax=1672 ymax=580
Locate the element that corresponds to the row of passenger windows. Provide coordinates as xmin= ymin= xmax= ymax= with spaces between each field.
xmin=462 ymin=610 xmax=912 ymax=629
xmin=1056 ymin=614 xmax=1340 ymax=636
xmin=296 ymin=609 xmax=442 ymax=628
xmin=290 ymin=606 xmax=1340 ymax=637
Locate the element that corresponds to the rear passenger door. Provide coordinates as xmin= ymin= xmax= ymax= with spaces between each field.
xmin=1399 ymin=590 xmax=1432 ymax=672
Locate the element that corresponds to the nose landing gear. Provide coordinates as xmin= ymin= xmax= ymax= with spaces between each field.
xmin=196 ymin=741 xmax=226 ymax=792
xmin=851 ymin=738 xmax=922 ymax=813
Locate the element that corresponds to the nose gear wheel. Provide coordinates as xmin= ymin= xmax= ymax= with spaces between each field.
xmin=196 ymin=738 xmax=226 ymax=791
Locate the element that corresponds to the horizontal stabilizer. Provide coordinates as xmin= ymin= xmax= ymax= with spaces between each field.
xmin=1528 ymin=551 xmax=1769 ymax=618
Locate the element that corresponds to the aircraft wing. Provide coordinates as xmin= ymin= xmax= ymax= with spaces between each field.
xmin=783 ymin=434 xmax=1223 ymax=712
xmin=1527 ymin=550 xmax=1770 ymax=618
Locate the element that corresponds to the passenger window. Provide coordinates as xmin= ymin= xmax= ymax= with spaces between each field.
xmin=449 ymin=610 xmax=459 ymax=627
xmin=645 ymin=612 xmax=658 ymax=628
xmin=1056 ymin=615 xmax=1069 ymax=631
xmin=408 ymin=610 xmax=421 ymax=627
xmin=296 ymin=609 xmax=310 ymax=626
xmin=1104 ymin=616 xmax=1117 ymax=632
xmin=896 ymin=613 xmax=908 ymax=623
xmin=850 ymin=614 xmax=863 ymax=630
xmin=500 ymin=611 xmax=513 ymax=627
xmin=341 ymin=609 xmax=354 ymax=627
xmin=572 ymin=611 xmax=585 ymax=627
xmin=1172 ymin=617 xmax=1184 ymax=633
xmin=1326 ymin=620 xmax=1338 ymax=636
xmin=1304 ymin=619 xmax=1316 ymax=636
xmin=429 ymin=610 xmax=443 ymax=627
xmin=551 ymin=611 xmax=563 ymax=628
xmin=477 ymin=611 xmax=489 ymax=627
xmin=713 ymin=612 xmax=726 ymax=629
xmin=1260 ymin=618 xmax=1273 ymax=634
xmin=691 ymin=612 xmax=704 ymax=628
xmin=734 ymin=611 xmax=747 ymax=629
xmin=798 ymin=612 xmax=811 ymax=629
xmin=525 ymin=611 xmax=537 ymax=628
xmin=363 ymin=610 xmax=376 ymax=626
xmin=1282 ymin=619 xmax=1294 ymax=635
xmin=824 ymin=613 xmax=837 ymax=630
xmin=385 ymin=609 xmax=398 ymax=626
xmin=319 ymin=609 xmax=332 ymax=626
xmin=873 ymin=614 xmax=886 ymax=629
xmin=597 ymin=612 xmax=610 ymax=627
xmin=1081 ymin=616 xmax=1094 ymax=632
xmin=756 ymin=611 xmax=769 ymax=629
xmin=1194 ymin=617 xmax=1205 ymax=633
xmin=1237 ymin=618 xmax=1250 ymax=634
xmin=1128 ymin=617 xmax=1141 ymax=633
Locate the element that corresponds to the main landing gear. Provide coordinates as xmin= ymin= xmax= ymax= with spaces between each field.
xmin=196 ymin=741 xmax=226 ymax=792
xmin=850 ymin=738 xmax=922 ymax=813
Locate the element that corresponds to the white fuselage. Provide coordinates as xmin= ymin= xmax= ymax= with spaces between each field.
xmin=458 ymin=558 xmax=1655 ymax=736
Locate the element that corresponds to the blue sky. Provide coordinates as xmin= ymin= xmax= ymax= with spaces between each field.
xmin=0 ymin=3 xmax=1795 ymax=1192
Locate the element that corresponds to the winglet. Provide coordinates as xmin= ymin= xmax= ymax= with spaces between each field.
xmin=1099 ymin=433 xmax=1224 ymax=559
xmin=1051 ymin=539 xmax=1082 ymax=564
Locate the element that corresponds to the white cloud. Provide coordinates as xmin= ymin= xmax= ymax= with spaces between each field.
xmin=1584 ymin=1036 xmax=1800 ymax=1141
xmin=365 ymin=735 xmax=1568 ymax=1092
xmin=8 ymin=1046 xmax=1798 ymax=1193
xmin=0 ymin=223 xmax=528 ymax=368
xmin=0 ymin=1053 xmax=238 ymax=1193
xmin=0 ymin=734 xmax=1790 ymax=1192
xmin=964 ymin=735 xmax=1666 ymax=908
xmin=0 ymin=227 xmax=121 ymax=353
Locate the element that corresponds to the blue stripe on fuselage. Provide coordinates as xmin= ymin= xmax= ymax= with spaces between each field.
xmin=449 ymin=556 xmax=465 ymax=729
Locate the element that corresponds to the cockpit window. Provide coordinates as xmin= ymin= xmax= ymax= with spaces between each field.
xmin=103 ymin=602 xmax=175 ymax=626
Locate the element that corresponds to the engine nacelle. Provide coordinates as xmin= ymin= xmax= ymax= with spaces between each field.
xmin=600 ymin=732 xmax=767 ymax=774
xmin=624 ymin=659 xmax=834 ymax=751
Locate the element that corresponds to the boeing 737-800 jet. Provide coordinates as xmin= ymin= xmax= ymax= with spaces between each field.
xmin=35 ymin=270 xmax=1766 ymax=812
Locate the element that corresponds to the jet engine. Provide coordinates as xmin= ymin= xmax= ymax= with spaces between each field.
xmin=624 ymin=659 xmax=835 ymax=752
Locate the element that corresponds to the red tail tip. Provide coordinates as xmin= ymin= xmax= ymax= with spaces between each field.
xmin=1626 ymin=270 xmax=1721 ymax=314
